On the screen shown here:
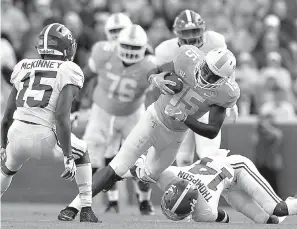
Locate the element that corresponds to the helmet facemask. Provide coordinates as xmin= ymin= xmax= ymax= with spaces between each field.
xmin=195 ymin=60 xmax=228 ymax=89
xmin=176 ymin=27 xmax=205 ymax=47
xmin=117 ymin=43 xmax=146 ymax=64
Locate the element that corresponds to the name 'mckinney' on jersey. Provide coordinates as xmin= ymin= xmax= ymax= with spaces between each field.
xmin=11 ymin=58 xmax=84 ymax=128
xmin=155 ymin=45 xmax=240 ymax=131
xmin=88 ymin=41 xmax=155 ymax=116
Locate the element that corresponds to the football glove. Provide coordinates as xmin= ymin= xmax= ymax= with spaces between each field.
xmin=61 ymin=155 xmax=76 ymax=181
xmin=165 ymin=105 xmax=187 ymax=122
xmin=148 ymin=72 xmax=176 ymax=95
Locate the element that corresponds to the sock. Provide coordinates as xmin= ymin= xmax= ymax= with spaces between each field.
xmin=0 ymin=170 xmax=13 ymax=198
xmin=216 ymin=209 xmax=229 ymax=223
xmin=285 ymin=197 xmax=297 ymax=215
xmin=107 ymin=190 xmax=119 ymax=202
xmin=68 ymin=194 xmax=81 ymax=210
xmin=75 ymin=163 xmax=92 ymax=207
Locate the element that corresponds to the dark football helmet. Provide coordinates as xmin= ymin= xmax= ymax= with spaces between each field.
xmin=161 ymin=179 xmax=198 ymax=221
xmin=36 ymin=23 xmax=77 ymax=61
xmin=173 ymin=9 xmax=206 ymax=47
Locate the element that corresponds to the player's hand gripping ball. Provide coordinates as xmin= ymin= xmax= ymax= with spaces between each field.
xmin=161 ymin=179 xmax=198 ymax=221
xmin=164 ymin=72 xmax=183 ymax=94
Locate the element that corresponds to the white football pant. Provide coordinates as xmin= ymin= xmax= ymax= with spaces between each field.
xmin=83 ymin=103 xmax=144 ymax=168
xmin=110 ymin=104 xmax=187 ymax=181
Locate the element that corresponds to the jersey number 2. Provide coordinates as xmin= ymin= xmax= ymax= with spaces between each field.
xmin=189 ymin=157 xmax=233 ymax=191
xmin=16 ymin=71 xmax=57 ymax=108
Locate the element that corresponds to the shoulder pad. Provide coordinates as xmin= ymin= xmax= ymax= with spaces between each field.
xmin=205 ymin=31 xmax=227 ymax=49
xmin=58 ymin=61 xmax=84 ymax=90
xmin=89 ymin=41 xmax=115 ymax=69
xmin=219 ymin=79 xmax=240 ymax=108
xmin=155 ymin=38 xmax=178 ymax=65
xmin=10 ymin=59 xmax=26 ymax=84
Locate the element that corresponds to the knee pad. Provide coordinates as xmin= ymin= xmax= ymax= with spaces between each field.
xmin=176 ymin=151 xmax=194 ymax=167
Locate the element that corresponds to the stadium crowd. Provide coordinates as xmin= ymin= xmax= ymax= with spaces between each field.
xmin=1 ymin=0 xmax=297 ymax=118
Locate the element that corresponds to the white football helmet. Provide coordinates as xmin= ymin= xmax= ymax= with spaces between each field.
xmin=195 ymin=48 xmax=236 ymax=89
xmin=104 ymin=13 xmax=132 ymax=41
xmin=117 ymin=24 xmax=148 ymax=64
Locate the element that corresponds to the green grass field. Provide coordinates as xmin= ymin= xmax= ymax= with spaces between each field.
xmin=1 ymin=203 xmax=297 ymax=229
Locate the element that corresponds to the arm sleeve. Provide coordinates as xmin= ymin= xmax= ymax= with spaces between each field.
xmin=57 ymin=61 xmax=84 ymax=91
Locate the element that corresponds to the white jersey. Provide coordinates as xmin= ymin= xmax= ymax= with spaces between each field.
xmin=11 ymin=59 xmax=84 ymax=128
xmin=176 ymin=156 xmax=234 ymax=206
xmin=155 ymin=31 xmax=226 ymax=65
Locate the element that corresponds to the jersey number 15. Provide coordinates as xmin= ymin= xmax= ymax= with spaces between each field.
xmin=16 ymin=71 xmax=56 ymax=108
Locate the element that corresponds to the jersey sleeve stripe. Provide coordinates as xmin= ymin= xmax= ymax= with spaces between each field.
xmin=231 ymin=162 xmax=282 ymax=203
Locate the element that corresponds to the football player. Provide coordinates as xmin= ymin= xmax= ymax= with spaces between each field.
xmin=0 ymin=23 xmax=99 ymax=222
xmin=58 ymin=23 xmax=156 ymax=219
xmin=85 ymin=44 xmax=240 ymax=206
xmin=147 ymin=9 xmax=238 ymax=166
xmin=144 ymin=148 xmax=297 ymax=224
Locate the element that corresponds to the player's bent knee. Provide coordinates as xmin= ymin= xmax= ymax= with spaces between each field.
xmin=192 ymin=210 xmax=217 ymax=223
xmin=75 ymin=151 xmax=90 ymax=165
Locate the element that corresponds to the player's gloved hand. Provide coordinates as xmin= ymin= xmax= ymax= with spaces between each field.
xmin=165 ymin=105 xmax=187 ymax=122
xmin=0 ymin=147 xmax=7 ymax=163
xmin=225 ymin=104 xmax=239 ymax=124
xmin=61 ymin=155 xmax=76 ymax=181
xmin=148 ymin=72 xmax=176 ymax=95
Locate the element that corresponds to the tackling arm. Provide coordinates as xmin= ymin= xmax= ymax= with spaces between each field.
xmin=55 ymin=85 xmax=80 ymax=157
xmin=184 ymin=105 xmax=226 ymax=139
xmin=1 ymin=87 xmax=17 ymax=148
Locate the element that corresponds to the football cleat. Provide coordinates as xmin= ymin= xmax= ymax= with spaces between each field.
xmin=80 ymin=206 xmax=101 ymax=223
xmin=104 ymin=201 xmax=120 ymax=213
xmin=161 ymin=179 xmax=198 ymax=221
xmin=58 ymin=206 xmax=78 ymax=221
xmin=139 ymin=200 xmax=155 ymax=215
xmin=117 ymin=24 xmax=148 ymax=64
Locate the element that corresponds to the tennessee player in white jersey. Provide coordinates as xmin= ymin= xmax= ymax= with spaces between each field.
xmin=58 ymin=24 xmax=156 ymax=218
xmin=151 ymin=9 xmax=238 ymax=166
xmin=85 ymin=45 xmax=240 ymax=202
xmin=0 ymin=23 xmax=99 ymax=222
xmin=155 ymin=148 xmax=297 ymax=224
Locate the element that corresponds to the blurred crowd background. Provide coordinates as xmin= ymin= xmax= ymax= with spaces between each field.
xmin=1 ymin=0 xmax=297 ymax=118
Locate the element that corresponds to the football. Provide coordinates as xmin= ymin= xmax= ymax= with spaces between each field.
xmin=164 ymin=72 xmax=183 ymax=93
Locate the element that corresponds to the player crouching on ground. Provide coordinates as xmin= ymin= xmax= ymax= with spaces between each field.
xmin=136 ymin=148 xmax=297 ymax=224
xmin=0 ymin=23 xmax=99 ymax=223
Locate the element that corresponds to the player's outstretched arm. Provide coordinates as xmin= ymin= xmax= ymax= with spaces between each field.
xmin=184 ymin=105 xmax=226 ymax=139
xmin=1 ymin=87 xmax=17 ymax=148
xmin=55 ymin=85 xmax=80 ymax=157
